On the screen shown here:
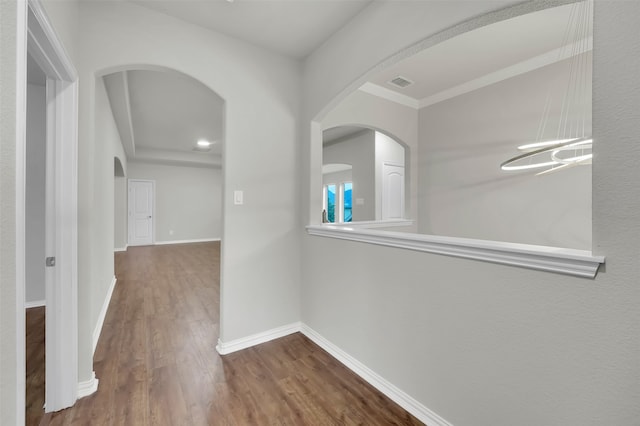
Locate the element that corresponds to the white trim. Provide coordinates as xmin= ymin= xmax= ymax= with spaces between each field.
xmin=25 ymin=300 xmax=46 ymax=309
xmin=24 ymin=0 xmax=79 ymax=414
xmin=76 ymin=371 xmax=99 ymax=399
xmin=155 ymin=237 xmax=221 ymax=246
xmin=327 ymin=219 xmax=413 ymax=229
xmin=306 ymin=225 xmax=604 ymax=278
xmin=216 ymin=322 xmax=301 ymax=355
xmin=300 ymin=324 xmax=453 ymax=426
xmin=121 ymin=71 xmax=136 ymax=157
xmin=93 ymin=276 xmax=116 ymax=355
xmin=114 ymin=245 xmax=128 ymax=252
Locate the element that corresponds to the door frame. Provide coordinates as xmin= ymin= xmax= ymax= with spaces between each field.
xmin=17 ymin=0 xmax=79 ymax=416
xmin=128 ymin=179 xmax=156 ymax=246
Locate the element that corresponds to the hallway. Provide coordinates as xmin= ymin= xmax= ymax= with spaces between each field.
xmin=44 ymin=242 xmax=421 ymax=425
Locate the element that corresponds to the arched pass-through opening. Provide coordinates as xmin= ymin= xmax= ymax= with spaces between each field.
xmin=306 ymin=0 xmax=604 ymax=278
xmin=95 ymin=62 xmax=226 ymax=366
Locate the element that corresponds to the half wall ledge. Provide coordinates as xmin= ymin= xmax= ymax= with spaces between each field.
xmin=306 ymin=225 xmax=605 ymax=278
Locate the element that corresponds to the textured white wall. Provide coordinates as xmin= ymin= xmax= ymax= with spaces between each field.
xmin=25 ymin=84 xmax=46 ymax=304
xmin=44 ymin=0 xmax=302 ymax=383
xmin=90 ymin=76 xmax=126 ymax=335
xmin=114 ymin=175 xmax=127 ymax=250
xmin=302 ymin=1 xmax=640 ymax=425
xmin=323 ymin=130 xmax=375 ymax=221
xmin=113 ymin=125 xmax=127 ymax=251
xmin=0 ymin=2 xmax=24 ymax=423
xmin=419 ymin=55 xmax=591 ymax=249
xmin=127 ymin=162 xmax=222 ymax=243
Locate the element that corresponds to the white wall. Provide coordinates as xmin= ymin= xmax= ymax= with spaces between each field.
xmin=44 ymin=0 xmax=302 ymax=384
xmin=419 ymin=54 xmax=591 ymax=249
xmin=0 ymin=1 xmax=25 ymax=423
xmin=113 ymin=130 xmax=127 ymax=252
xmin=89 ymin=76 xmax=126 ymax=336
xmin=302 ymin=2 xmax=640 ymax=426
xmin=25 ymin=83 xmax=46 ymax=304
xmin=114 ymin=174 xmax=127 ymax=251
xmin=323 ymin=130 xmax=375 ymax=221
xmin=127 ymin=162 xmax=222 ymax=243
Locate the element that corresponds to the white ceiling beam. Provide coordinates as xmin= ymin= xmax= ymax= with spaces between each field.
xmin=121 ymin=71 xmax=136 ymax=157
xmin=132 ymin=147 xmax=222 ymax=169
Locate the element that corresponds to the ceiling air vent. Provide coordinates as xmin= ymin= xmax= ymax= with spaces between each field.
xmin=388 ymin=76 xmax=414 ymax=89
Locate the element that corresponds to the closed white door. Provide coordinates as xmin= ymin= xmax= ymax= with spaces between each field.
xmin=382 ymin=163 xmax=405 ymax=220
xmin=128 ymin=180 xmax=155 ymax=246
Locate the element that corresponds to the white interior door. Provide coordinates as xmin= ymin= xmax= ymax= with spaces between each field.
xmin=382 ymin=163 xmax=405 ymax=220
xmin=128 ymin=180 xmax=155 ymax=246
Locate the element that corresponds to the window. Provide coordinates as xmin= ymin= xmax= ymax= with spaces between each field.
xmin=343 ymin=182 xmax=352 ymax=222
xmin=324 ymin=184 xmax=336 ymax=223
xmin=323 ymin=182 xmax=352 ymax=223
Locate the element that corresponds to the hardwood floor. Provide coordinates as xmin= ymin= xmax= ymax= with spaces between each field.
xmin=44 ymin=242 xmax=422 ymax=425
xmin=26 ymin=306 xmax=46 ymax=426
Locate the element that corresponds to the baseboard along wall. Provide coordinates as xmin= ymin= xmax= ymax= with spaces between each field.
xmin=155 ymin=237 xmax=221 ymax=246
xmin=216 ymin=322 xmax=452 ymax=426
xmin=77 ymin=371 xmax=99 ymax=400
xmin=25 ymin=300 xmax=46 ymax=309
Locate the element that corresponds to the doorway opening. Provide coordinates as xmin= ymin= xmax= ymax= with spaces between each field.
xmin=17 ymin=1 xmax=80 ymax=421
xmin=24 ymin=51 xmax=47 ymax=425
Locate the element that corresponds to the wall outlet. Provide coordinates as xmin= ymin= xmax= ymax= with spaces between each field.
xmin=356 ymin=198 xmax=365 ymax=206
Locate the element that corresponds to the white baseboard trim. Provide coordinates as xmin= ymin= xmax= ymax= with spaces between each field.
xmin=215 ymin=321 xmax=451 ymax=425
xmin=114 ymin=245 xmax=128 ymax=252
xmin=25 ymin=299 xmax=46 ymax=309
xmin=155 ymin=237 xmax=221 ymax=246
xmin=77 ymin=371 xmax=99 ymax=399
xmin=93 ymin=276 xmax=117 ymax=355
xmin=299 ymin=324 xmax=453 ymax=426
xmin=216 ymin=322 xmax=301 ymax=355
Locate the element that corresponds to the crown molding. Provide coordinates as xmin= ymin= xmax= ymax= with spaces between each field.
xmin=360 ymin=37 xmax=593 ymax=111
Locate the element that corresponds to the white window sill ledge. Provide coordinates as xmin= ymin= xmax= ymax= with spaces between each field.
xmin=306 ymin=225 xmax=605 ymax=278
xmin=321 ymin=219 xmax=414 ymax=229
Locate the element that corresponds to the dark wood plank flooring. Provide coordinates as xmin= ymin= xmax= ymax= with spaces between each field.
xmin=43 ymin=242 xmax=422 ymax=425
xmin=26 ymin=306 xmax=46 ymax=426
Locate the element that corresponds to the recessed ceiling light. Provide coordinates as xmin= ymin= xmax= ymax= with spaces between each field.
xmin=197 ymin=140 xmax=211 ymax=147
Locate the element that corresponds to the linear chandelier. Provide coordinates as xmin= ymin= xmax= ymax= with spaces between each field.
xmin=501 ymin=0 xmax=593 ymax=175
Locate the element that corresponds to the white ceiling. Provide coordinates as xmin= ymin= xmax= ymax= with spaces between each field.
xmin=365 ymin=2 xmax=592 ymax=107
xmin=104 ymin=70 xmax=224 ymax=168
xmin=102 ymin=1 xmax=591 ymax=168
xmin=130 ymin=0 xmax=372 ymax=59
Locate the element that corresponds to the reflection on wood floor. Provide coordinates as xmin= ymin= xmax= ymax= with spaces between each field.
xmin=43 ymin=242 xmax=422 ymax=425
xmin=26 ymin=306 xmax=45 ymax=426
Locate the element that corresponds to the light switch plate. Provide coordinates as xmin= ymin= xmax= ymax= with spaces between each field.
xmin=234 ymin=190 xmax=243 ymax=205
